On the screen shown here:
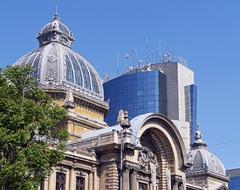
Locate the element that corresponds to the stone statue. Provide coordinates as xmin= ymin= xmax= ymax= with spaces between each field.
xmin=117 ymin=109 xmax=131 ymax=129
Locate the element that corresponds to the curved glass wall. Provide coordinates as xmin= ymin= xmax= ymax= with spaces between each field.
xmin=104 ymin=71 xmax=167 ymax=126
xmin=229 ymin=176 xmax=240 ymax=190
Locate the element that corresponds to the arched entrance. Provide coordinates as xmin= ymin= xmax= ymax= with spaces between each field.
xmin=139 ymin=127 xmax=175 ymax=189
xmin=130 ymin=114 xmax=188 ymax=190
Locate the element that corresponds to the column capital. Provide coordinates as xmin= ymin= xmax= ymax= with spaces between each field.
xmin=90 ymin=167 xmax=96 ymax=173
xmin=171 ymin=174 xmax=183 ymax=184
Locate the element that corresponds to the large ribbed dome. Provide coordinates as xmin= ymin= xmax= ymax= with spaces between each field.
xmin=14 ymin=15 xmax=103 ymax=101
xmin=187 ymin=128 xmax=226 ymax=177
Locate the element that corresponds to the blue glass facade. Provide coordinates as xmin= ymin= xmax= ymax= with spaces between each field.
xmin=190 ymin=85 xmax=197 ymax=144
xmin=185 ymin=84 xmax=198 ymax=144
xmin=227 ymin=169 xmax=240 ymax=190
xmin=104 ymin=71 xmax=167 ymax=126
xmin=229 ymin=176 xmax=240 ymax=190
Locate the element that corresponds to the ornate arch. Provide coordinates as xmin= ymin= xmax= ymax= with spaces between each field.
xmin=130 ymin=113 xmax=188 ymax=189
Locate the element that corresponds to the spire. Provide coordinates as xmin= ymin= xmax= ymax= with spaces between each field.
xmin=53 ymin=6 xmax=59 ymax=20
xmin=191 ymin=124 xmax=207 ymax=148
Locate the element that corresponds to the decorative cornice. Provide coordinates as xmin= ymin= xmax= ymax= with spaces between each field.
xmin=186 ymin=170 xmax=229 ymax=182
xmin=67 ymin=110 xmax=107 ymax=129
xmin=39 ymin=84 xmax=109 ymax=111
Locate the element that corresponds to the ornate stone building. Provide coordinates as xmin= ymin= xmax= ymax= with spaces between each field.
xmin=14 ymin=15 xmax=228 ymax=190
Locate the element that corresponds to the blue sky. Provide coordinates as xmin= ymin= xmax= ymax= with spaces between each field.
xmin=0 ymin=0 xmax=239 ymax=169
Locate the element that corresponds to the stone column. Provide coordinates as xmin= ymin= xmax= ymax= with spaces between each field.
xmin=130 ymin=170 xmax=137 ymax=190
xmin=88 ymin=171 xmax=93 ymax=190
xmin=171 ymin=175 xmax=183 ymax=190
xmin=69 ymin=167 xmax=75 ymax=190
xmin=123 ymin=168 xmax=130 ymax=190
xmin=65 ymin=169 xmax=70 ymax=190
xmin=172 ymin=183 xmax=178 ymax=190
xmin=48 ymin=168 xmax=55 ymax=190
xmin=93 ymin=169 xmax=98 ymax=190
xmin=44 ymin=179 xmax=48 ymax=190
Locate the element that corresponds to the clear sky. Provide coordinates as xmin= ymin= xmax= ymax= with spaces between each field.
xmin=0 ymin=0 xmax=239 ymax=169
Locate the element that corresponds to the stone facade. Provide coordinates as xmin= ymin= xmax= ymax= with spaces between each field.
xmin=38 ymin=94 xmax=228 ymax=190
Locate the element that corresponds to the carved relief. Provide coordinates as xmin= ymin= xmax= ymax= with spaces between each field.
xmin=46 ymin=51 xmax=58 ymax=83
xmin=138 ymin=147 xmax=158 ymax=190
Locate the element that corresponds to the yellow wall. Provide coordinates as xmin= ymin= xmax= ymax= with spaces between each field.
xmin=53 ymin=99 xmax=105 ymax=140
xmin=74 ymin=106 xmax=104 ymax=121
xmin=53 ymin=100 xmax=104 ymax=121
xmin=67 ymin=121 xmax=92 ymax=140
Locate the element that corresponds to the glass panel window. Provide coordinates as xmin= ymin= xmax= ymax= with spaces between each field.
xmin=89 ymin=69 xmax=100 ymax=93
xmin=76 ymin=57 xmax=91 ymax=90
xmin=32 ymin=53 xmax=41 ymax=79
xmin=66 ymin=55 xmax=74 ymax=83
xmin=68 ymin=53 xmax=83 ymax=86
xmin=139 ymin=182 xmax=148 ymax=190
xmin=76 ymin=176 xmax=85 ymax=190
xmin=56 ymin=172 xmax=66 ymax=190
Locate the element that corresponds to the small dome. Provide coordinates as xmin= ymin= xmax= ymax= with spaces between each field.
xmin=188 ymin=148 xmax=226 ymax=176
xmin=187 ymin=127 xmax=226 ymax=177
xmin=14 ymin=15 xmax=104 ymax=101
xmin=40 ymin=15 xmax=71 ymax=36
xmin=37 ymin=14 xmax=74 ymax=48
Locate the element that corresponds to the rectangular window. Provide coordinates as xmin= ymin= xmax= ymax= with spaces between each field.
xmin=56 ymin=172 xmax=66 ymax=190
xmin=139 ymin=182 xmax=148 ymax=190
xmin=76 ymin=176 xmax=85 ymax=190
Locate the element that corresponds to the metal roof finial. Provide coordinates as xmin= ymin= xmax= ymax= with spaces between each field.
xmin=53 ymin=5 xmax=59 ymax=20
xmin=192 ymin=123 xmax=207 ymax=148
xmin=195 ymin=123 xmax=202 ymax=141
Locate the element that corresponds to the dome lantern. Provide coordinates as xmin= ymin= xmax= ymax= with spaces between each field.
xmin=37 ymin=14 xmax=74 ymax=48
xmin=191 ymin=124 xmax=207 ymax=148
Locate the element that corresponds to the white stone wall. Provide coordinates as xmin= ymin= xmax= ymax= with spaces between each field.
xmin=158 ymin=63 xmax=179 ymax=120
xmin=159 ymin=63 xmax=194 ymax=152
xmin=177 ymin=63 xmax=194 ymax=123
xmin=172 ymin=120 xmax=191 ymax=153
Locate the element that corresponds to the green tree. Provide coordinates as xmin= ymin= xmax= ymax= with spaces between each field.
xmin=0 ymin=66 xmax=68 ymax=190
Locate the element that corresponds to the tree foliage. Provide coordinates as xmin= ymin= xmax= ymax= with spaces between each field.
xmin=0 ymin=66 xmax=68 ymax=190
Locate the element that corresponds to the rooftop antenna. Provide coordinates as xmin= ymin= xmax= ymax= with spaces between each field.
xmin=157 ymin=40 xmax=162 ymax=63
xmin=145 ymin=38 xmax=149 ymax=64
xmin=155 ymin=42 xmax=158 ymax=64
xmin=134 ymin=48 xmax=138 ymax=67
xmin=116 ymin=52 xmax=120 ymax=75
xmin=55 ymin=5 xmax=58 ymax=16
xmin=124 ymin=52 xmax=130 ymax=72
xmin=162 ymin=44 xmax=172 ymax=63
xmin=138 ymin=59 xmax=143 ymax=68
xmin=109 ymin=59 xmax=114 ymax=78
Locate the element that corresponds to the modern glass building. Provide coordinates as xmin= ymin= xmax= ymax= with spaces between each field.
xmin=104 ymin=70 xmax=167 ymax=125
xmin=227 ymin=169 xmax=240 ymax=190
xmin=104 ymin=62 xmax=197 ymax=148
